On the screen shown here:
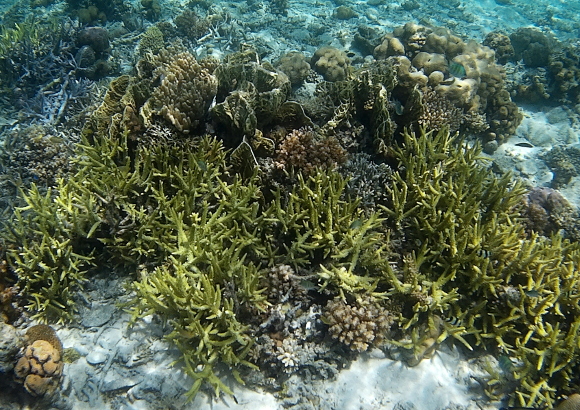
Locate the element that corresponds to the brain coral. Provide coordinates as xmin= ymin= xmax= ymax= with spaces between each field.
xmin=14 ymin=325 xmax=64 ymax=397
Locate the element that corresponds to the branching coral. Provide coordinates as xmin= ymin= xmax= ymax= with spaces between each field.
xmin=416 ymin=88 xmax=463 ymax=134
xmin=377 ymin=127 xmax=580 ymax=407
xmin=263 ymin=169 xmax=387 ymax=277
xmin=324 ymin=295 xmax=392 ymax=351
xmin=274 ymin=127 xmax=347 ymax=174
xmin=3 ymin=180 xmax=99 ymax=323
xmin=129 ymin=264 xmax=257 ymax=399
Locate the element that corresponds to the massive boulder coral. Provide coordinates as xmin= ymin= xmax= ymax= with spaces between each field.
xmin=311 ymin=46 xmax=351 ymax=82
xmin=14 ymin=325 xmax=63 ymax=397
xmin=510 ymin=27 xmax=553 ymax=68
xmin=276 ymin=51 xmax=311 ymax=86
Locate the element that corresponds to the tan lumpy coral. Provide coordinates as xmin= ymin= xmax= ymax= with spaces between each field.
xmin=391 ymin=55 xmax=428 ymax=89
xmin=375 ymin=23 xmax=522 ymax=142
xmin=483 ymin=31 xmax=514 ymax=64
xmin=324 ymin=295 xmax=392 ymax=352
xmin=412 ymin=52 xmax=448 ymax=75
xmin=143 ymin=50 xmax=217 ymax=133
xmin=311 ymin=46 xmax=351 ymax=82
xmin=14 ymin=325 xmax=64 ymax=397
xmin=276 ymin=51 xmax=311 ymax=86
xmin=424 ymin=27 xmax=465 ymax=58
xmin=373 ymin=34 xmax=406 ymax=60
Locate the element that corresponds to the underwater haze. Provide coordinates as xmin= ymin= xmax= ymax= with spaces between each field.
xmin=1 ymin=0 xmax=580 ymax=409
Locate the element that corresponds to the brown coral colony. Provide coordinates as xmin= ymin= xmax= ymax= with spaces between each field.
xmin=14 ymin=325 xmax=63 ymax=397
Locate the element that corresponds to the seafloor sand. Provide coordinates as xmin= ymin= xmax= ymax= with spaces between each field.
xmin=55 ymin=282 xmax=498 ymax=410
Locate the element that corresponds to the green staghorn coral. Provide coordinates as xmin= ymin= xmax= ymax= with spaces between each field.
xmin=5 ymin=37 xmax=580 ymax=406
xmin=372 ymin=127 xmax=580 ymax=407
xmin=3 ymin=180 xmax=99 ymax=323
xmin=263 ymin=170 xmax=387 ymax=274
xmin=3 ymin=85 xmax=384 ymax=397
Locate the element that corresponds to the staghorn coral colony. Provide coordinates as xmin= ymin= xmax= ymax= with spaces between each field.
xmin=1 ymin=1 xmax=580 ymax=408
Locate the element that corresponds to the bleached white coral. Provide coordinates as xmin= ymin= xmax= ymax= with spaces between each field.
xmin=276 ymin=338 xmax=300 ymax=371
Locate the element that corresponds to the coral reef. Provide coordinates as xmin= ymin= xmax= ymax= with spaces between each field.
xmin=4 ymin=180 xmax=98 ymax=323
xmin=0 ymin=245 xmax=21 ymax=324
xmin=4 ymin=8 xmax=580 ymax=406
xmin=340 ymin=153 xmax=392 ymax=211
xmin=140 ymin=0 xmax=161 ymax=21
xmin=334 ymin=6 xmax=357 ymax=20
xmin=309 ymin=59 xmax=397 ymax=152
xmin=556 ymin=395 xmax=580 ymax=410
xmin=0 ymin=320 xmax=22 ymax=376
xmin=504 ymin=28 xmax=580 ymax=106
xmin=416 ymin=88 xmax=463 ymax=134
xmin=269 ymin=0 xmax=289 ymax=16
xmin=74 ymin=26 xmax=112 ymax=79
xmin=66 ymin=0 xmax=132 ymax=24
xmin=373 ymin=23 xmax=522 ymax=143
xmin=210 ymin=49 xmax=294 ymax=151
xmin=0 ymin=15 xmax=79 ymax=108
xmin=137 ymin=25 xmax=165 ymax=57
